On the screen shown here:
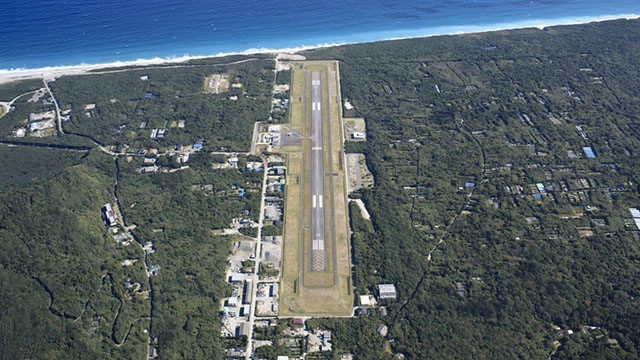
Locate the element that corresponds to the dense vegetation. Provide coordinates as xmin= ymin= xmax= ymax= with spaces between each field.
xmin=0 ymin=55 xmax=271 ymax=359
xmin=50 ymin=60 xmax=273 ymax=151
xmin=3 ymin=17 xmax=640 ymax=360
xmin=302 ymin=18 xmax=640 ymax=359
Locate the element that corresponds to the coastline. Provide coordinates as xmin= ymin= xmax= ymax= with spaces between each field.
xmin=0 ymin=13 xmax=637 ymax=85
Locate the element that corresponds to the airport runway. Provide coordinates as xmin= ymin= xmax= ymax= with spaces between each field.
xmin=310 ymin=71 xmax=326 ymax=272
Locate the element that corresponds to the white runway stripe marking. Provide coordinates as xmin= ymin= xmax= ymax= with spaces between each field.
xmin=312 ymin=195 xmax=316 ymax=208
xmin=319 ymin=196 xmax=323 ymax=208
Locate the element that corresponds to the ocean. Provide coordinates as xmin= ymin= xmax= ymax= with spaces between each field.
xmin=1 ymin=0 xmax=639 ymax=71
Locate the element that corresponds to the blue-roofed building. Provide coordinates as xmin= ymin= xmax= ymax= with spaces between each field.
xmin=145 ymin=93 xmax=153 ymax=99
xmin=583 ymin=147 xmax=595 ymax=158
xmin=193 ymin=143 xmax=202 ymax=149
xmin=466 ymin=182 xmax=475 ymax=187
xmin=533 ymin=194 xmax=542 ymax=199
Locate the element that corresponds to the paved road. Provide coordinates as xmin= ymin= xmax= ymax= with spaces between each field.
xmin=310 ymin=71 xmax=326 ymax=272
xmin=245 ymin=156 xmax=269 ymax=360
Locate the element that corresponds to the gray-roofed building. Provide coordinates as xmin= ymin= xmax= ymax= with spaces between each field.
xmin=237 ymin=322 xmax=250 ymax=337
xmin=378 ymin=284 xmax=397 ymax=299
xmin=243 ymin=280 xmax=253 ymax=305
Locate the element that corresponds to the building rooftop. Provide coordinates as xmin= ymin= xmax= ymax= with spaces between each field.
xmin=378 ymin=284 xmax=397 ymax=299
xmin=583 ymin=147 xmax=595 ymax=158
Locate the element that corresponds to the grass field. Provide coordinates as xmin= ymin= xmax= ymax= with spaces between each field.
xmin=279 ymin=61 xmax=353 ymax=316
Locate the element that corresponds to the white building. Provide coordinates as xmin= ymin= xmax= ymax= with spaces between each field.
xmin=378 ymin=284 xmax=397 ymax=299
xmin=103 ymin=203 xmax=117 ymax=227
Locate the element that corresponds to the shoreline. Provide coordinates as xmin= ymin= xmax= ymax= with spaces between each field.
xmin=0 ymin=13 xmax=638 ymax=85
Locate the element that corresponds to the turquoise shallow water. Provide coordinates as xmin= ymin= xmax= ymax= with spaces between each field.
xmin=1 ymin=0 xmax=639 ymax=70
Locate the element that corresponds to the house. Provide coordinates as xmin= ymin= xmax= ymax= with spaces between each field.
xmin=141 ymin=166 xmax=158 ymax=174
xmin=142 ymin=242 xmax=154 ymax=254
xmin=355 ymin=307 xmax=371 ymax=316
xmin=145 ymin=93 xmax=153 ymax=99
xmin=377 ymin=324 xmax=388 ymax=337
xmin=292 ymin=318 xmax=304 ymax=325
xmin=351 ymin=132 xmax=365 ymax=140
xmin=629 ymin=208 xmax=640 ymax=218
xmin=271 ymin=166 xmax=286 ymax=175
xmin=177 ymin=154 xmax=189 ymax=163
xmin=147 ymin=265 xmax=161 ymax=275
xmin=102 ymin=203 xmax=117 ymax=227
xmin=140 ymin=75 xmax=149 ymax=81
xmin=378 ymin=284 xmax=397 ymax=299
xmin=360 ymin=295 xmax=372 ymax=306
xmin=144 ymin=158 xmax=156 ymax=165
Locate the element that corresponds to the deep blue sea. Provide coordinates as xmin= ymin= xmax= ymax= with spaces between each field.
xmin=1 ymin=0 xmax=639 ymax=70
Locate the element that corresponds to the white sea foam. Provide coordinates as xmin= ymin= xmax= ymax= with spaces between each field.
xmin=1 ymin=14 xmax=637 ymax=84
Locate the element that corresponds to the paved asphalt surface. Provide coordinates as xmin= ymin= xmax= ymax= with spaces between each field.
xmin=310 ymin=71 xmax=326 ymax=272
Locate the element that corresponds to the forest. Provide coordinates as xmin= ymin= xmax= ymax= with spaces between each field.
xmin=298 ymin=18 xmax=640 ymax=359
xmin=0 ymin=54 xmax=269 ymax=359
xmin=3 ymin=17 xmax=640 ymax=360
